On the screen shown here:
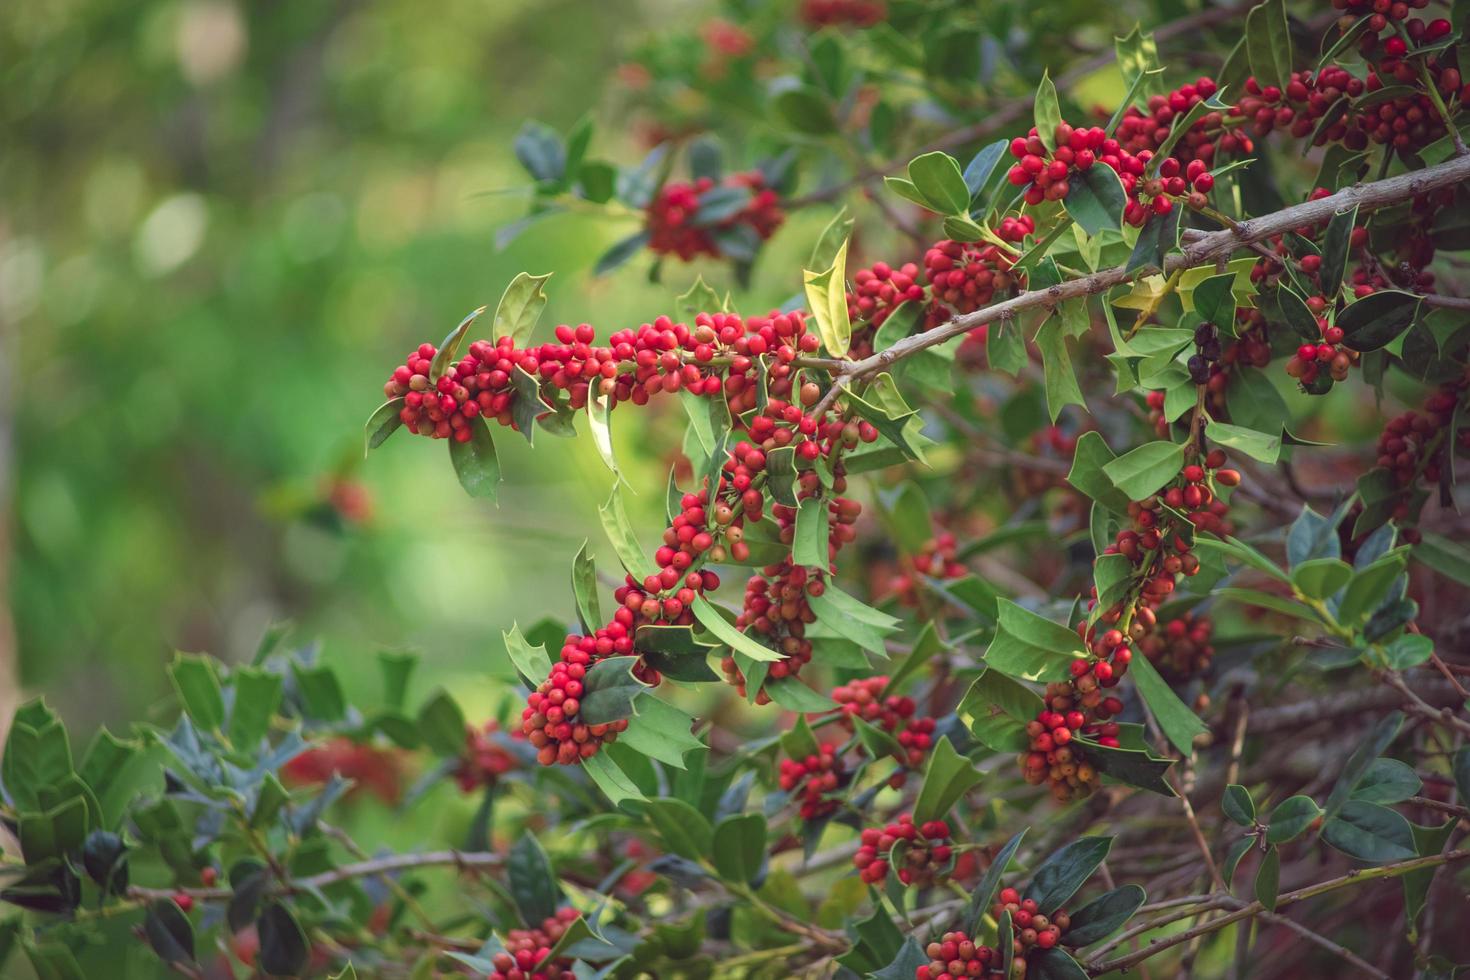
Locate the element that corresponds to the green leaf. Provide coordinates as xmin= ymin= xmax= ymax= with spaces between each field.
xmin=1413 ymin=532 xmax=1470 ymax=587
xmin=766 ymin=676 xmax=836 ymax=712
xmin=1266 ymin=795 xmax=1322 ymax=843
xmin=907 ymin=152 xmax=971 ymax=214
xmin=1254 ymin=845 xmax=1281 ymax=911
xmin=1340 ymin=552 xmax=1408 ymax=617
xmin=290 ymin=663 xmax=346 ymax=722
xmin=593 ymin=230 xmax=650 ymax=276
xmin=1404 ymin=819 xmax=1457 ymax=925
xmin=168 ymin=653 xmax=225 ymax=731
xmin=582 ymin=751 xmax=646 ymax=805
xmin=872 ymin=938 xmax=931 ymax=980
xmin=1193 ymin=536 xmax=1290 ymax=583
xmin=1205 ymin=421 xmax=1281 ymax=464
xmin=803 ymin=238 xmax=852 ymax=357
xmin=257 ymin=902 xmax=308 ymax=977
xmin=508 ymin=834 xmax=562 ymax=923
xmin=1321 ymin=800 xmax=1417 ymax=862
xmin=1351 ymin=758 xmax=1421 ymax=804
xmin=1029 ymin=948 xmax=1090 ymax=980
xmin=792 ymin=496 xmax=830 ymax=568
xmin=1223 ymin=837 xmax=1253 ymax=889
xmin=598 ymin=484 xmax=657 ymax=580
xmin=1065 ymin=885 xmax=1147 ymax=945
xmin=1320 ymin=207 xmax=1357 ymax=298
xmin=449 ymin=415 xmax=500 ymax=500
xmin=1126 ymin=205 xmax=1182 ymax=273
xmin=1291 ymin=557 xmax=1353 ymax=599
xmin=962 ymin=829 xmax=1027 ymax=934
xmin=675 ymin=276 xmax=724 ymax=317
xmin=364 ymin=398 xmax=405 ymax=454
xmin=1246 ymin=0 xmax=1293 ymax=91
xmin=959 ymin=669 xmax=1045 ymax=752
xmin=1324 ymin=711 xmax=1401 ymax=818
xmin=1034 ymin=70 xmax=1062 ymax=151
xmin=1126 ymin=651 xmax=1207 ymax=756
xmin=1036 ymin=315 xmax=1087 ymax=421
xmin=1027 ymin=836 xmax=1112 ymax=914
xmin=430 ymin=306 xmax=487 ymax=382
xmin=773 ymin=84 xmax=836 ymax=134
xmin=690 ymin=597 xmax=781 ymax=661
xmin=491 ymin=272 xmax=553 ymax=347
xmin=987 ymin=317 xmax=1028 ymax=377
xmin=711 ymin=813 xmax=767 ymax=886
xmin=1074 ymin=735 xmax=1176 ymax=796
xmin=1102 ymin=441 xmax=1185 ymax=500
xmin=883 ymin=176 xmax=932 ymax=210
xmin=1223 ymin=785 xmax=1256 ymax=827
xmin=1338 ymin=290 xmax=1422 ymax=352
xmin=1189 ymin=273 xmax=1237 ymax=327
xmin=645 ymin=798 xmax=713 ymax=862
xmin=620 ymin=696 xmax=703 ymax=768
xmin=225 ymin=668 xmax=281 ymax=750
xmin=1067 ymin=432 xmax=1131 ymax=514
xmin=912 ymin=736 xmax=982 ymax=825
xmin=144 ymin=900 xmax=196 ymax=965
xmin=587 ymin=389 xmax=620 ymax=481
xmin=1064 ymin=164 xmax=1127 ymax=235
xmin=985 ymin=599 xmax=1086 ymax=682
xmin=634 ymin=625 xmax=719 ymax=683
xmin=503 ymin=624 xmax=552 ymax=686
xmin=571 ymin=541 xmax=602 ymax=635
xmin=1115 ymin=26 xmax=1165 ymax=100
xmin=579 ymin=656 xmax=648 ymax=726
xmin=416 ymin=689 xmax=466 ymax=757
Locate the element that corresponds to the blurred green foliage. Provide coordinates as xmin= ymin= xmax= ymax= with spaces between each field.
xmin=2 ymin=0 xmax=833 ymax=731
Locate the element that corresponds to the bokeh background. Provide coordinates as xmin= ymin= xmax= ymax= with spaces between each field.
xmin=0 ymin=0 xmax=838 ymax=735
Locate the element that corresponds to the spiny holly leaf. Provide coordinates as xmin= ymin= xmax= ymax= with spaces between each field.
xmin=1026 ymin=836 xmax=1112 ymax=914
xmin=1102 ymin=440 xmax=1184 ymax=500
xmin=984 ymin=599 xmax=1087 ymax=682
xmin=912 ymin=736 xmax=982 ymax=825
xmin=1074 ymin=735 xmax=1176 ymax=796
xmin=620 ymin=695 xmax=703 ymax=769
xmin=579 ymin=656 xmax=648 ymax=726
xmin=803 ymin=237 xmax=852 ymax=356
xmin=634 ymin=625 xmax=720 ymax=682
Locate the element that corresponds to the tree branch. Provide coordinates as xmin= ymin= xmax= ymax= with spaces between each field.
xmin=830 ymin=153 xmax=1470 ymax=383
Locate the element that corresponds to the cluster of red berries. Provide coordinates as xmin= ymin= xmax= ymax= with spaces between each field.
xmin=383 ymin=309 xmax=826 ymax=445
xmin=645 ymin=172 xmax=784 ymax=262
xmin=829 ymin=675 xmax=938 ymax=775
xmin=853 ymin=815 xmax=954 ymax=886
xmin=700 ymin=18 xmax=754 ymax=60
xmin=888 ymin=531 xmax=967 ymax=608
xmin=1377 ymin=380 xmax=1470 ymax=495
xmin=1115 ymin=77 xmax=1250 ymax=167
xmin=724 ymin=561 xmax=819 ymax=701
xmin=993 ymin=888 xmax=1071 ymax=955
xmin=1021 ymin=677 xmax=1119 ymax=801
xmin=489 ymin=907 xmax=581 ymax=980
xmin=924 ymin=238 xmax=1024 ymax=318
xmin=848 ymin=260 xmax=926 ymax=331
xmin=915 ymin=931 xmax=1005 ymax=980
xmin=778 ymin=742 xmax=847 ymax=820
xmin=1097 ymin=452 xmax=1239 ymax=620
xmin=800 ymin=0 xmax=886 ymax=28
xmin=1005 ymin=122 xmax=1198 ymax=226
xmin=281 ymin=738 xmax=404 ymax=804
xmin=1139 ymin=611 xmax=1216 ymax=681
xmin=454 ymin=721 xmax=518 ymax=792
xmin=522 ymin=660 xmax=630 ymax=766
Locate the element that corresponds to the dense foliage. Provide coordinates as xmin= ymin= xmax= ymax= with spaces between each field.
xmin=5 ymin=0 xmax=1470 ymax=978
